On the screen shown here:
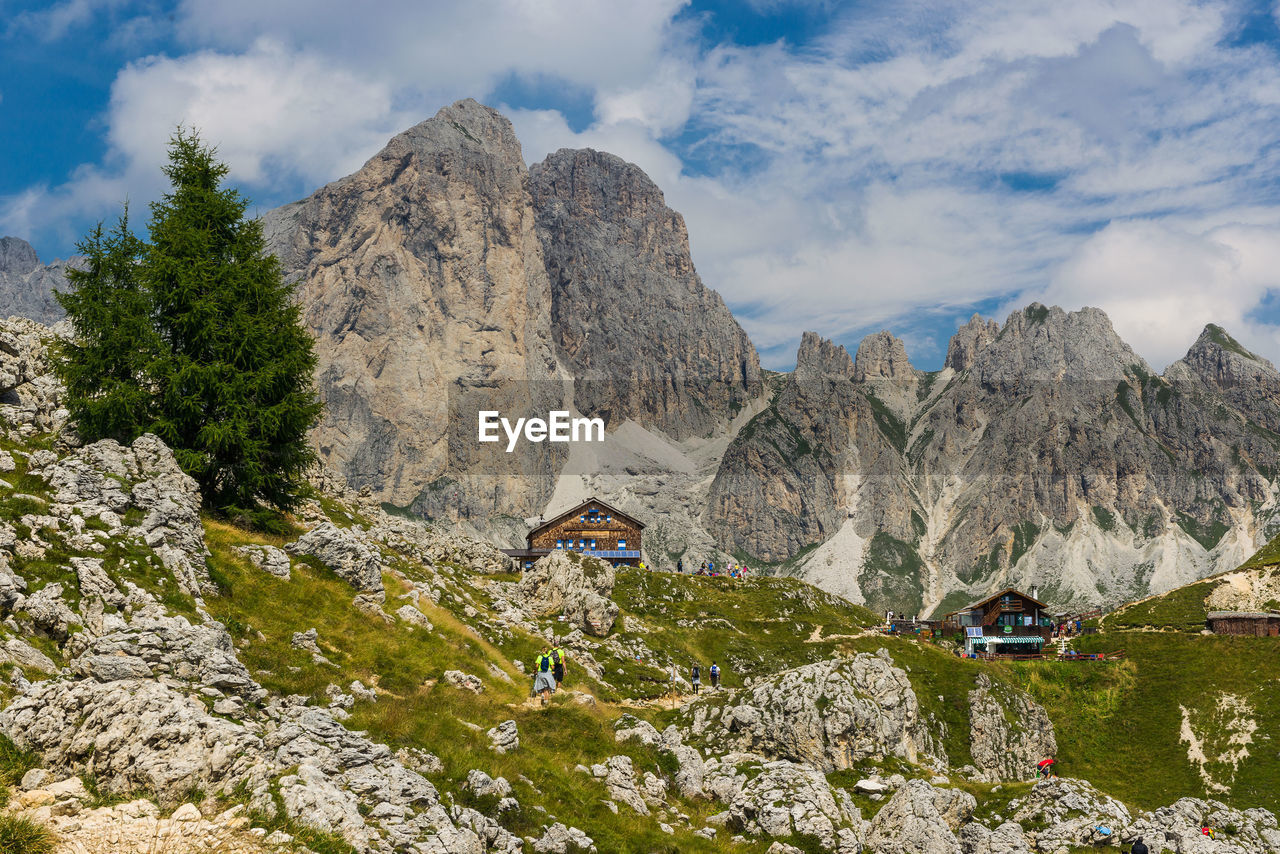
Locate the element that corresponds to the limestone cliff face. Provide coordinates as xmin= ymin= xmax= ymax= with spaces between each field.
xmin=529 ymin=148 xmax=761 ymax=438
xmin=709 ymin=304 xmax=1280 ymax=614
xmin=0 ymin=237 xmax=73 ymax=325
xmin=705 ymin=332 xmax=909 ymax=564
xmin=264 ymin=99 xmax=565 ymax=521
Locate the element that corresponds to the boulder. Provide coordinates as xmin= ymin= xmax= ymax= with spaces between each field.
xmin=488 ymin=720 xmax=520 ymax=754
xmin=286 ymin=522 xmax=385 ymax=594
xmin=518 ymin=549 xmax=619 ymax=636
xmin=233 ymin=545 xmax=292 ymax=579
xmin=443 ymin=670 xmax=484 ymax=693
xmin=614 ymin=714 xmax=661 ymax=746
xmin=532 ymin=822 xmax=597 ymax=853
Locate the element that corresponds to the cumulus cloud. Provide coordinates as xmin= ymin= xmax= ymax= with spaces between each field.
xmin=6 ymin=0 xmax=1280 ymax=371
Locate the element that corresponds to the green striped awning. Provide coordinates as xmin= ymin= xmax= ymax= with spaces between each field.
xmin=989 ymin=636 xmax=1043 ymax=645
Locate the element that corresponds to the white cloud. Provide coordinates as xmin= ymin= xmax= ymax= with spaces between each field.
xmin=1021 ymin=220 xmax=1280 ymax=369
xmin=7 ymin=0 xmax=1280 ymax=372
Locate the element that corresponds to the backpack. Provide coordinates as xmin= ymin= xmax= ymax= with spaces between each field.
xmin=550 ymin=649 xmax=562 ymax=666
xmin=692 ymin=665 xmax=700 ymax=680
xmin=538 ymin=655 xmax=551 ymax=672
xmin=710 ymin=665 xmax=719 ymax=677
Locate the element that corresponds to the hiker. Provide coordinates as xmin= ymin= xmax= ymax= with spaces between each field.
xmin=668 ymin=663 xmax=679 ymax=697
xmin=709 ymin=661 xmax=720 ymax=690
xmin=677 ymin=558 xmax=684 ymax=574
xmin=1036 ymin=758 xmax=1055 ymax=779
xmin=691 ymin=663 xmax=701 ymax=695
xmin=1130 ymin=837 xmax=1149 ymax=854
xmin=533 ymin=649 xmax=556 ymax=706
xmin=551 ymin=645 xmax=568 ymax=691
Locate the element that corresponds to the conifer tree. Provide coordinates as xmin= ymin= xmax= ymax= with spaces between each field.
xmin=144 ymin=129 xmax=322 ymax=515
xmin=54 ymin=128 xmax=322 ymax=521
xmin=53 ymin=211 xmax=156 ymax=443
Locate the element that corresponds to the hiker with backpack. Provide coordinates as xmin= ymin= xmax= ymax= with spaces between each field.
xmin=691 ymin=663 xmax=701 ymax=695
xmin=533 ymin=649 xmax=556 ymax=706
xmin=709 ymin=662 xmax=720 ymax=690
xmin=551 ymin=645 xmax=567 ymax=691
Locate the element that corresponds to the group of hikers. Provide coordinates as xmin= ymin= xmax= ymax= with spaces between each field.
xmin=532 ymin=645 xmax=724 ymax=705
xmin=671 ymin=661 xmax=721 ymax=696
xmin=673 ymin=558 xmax=750 ymax=579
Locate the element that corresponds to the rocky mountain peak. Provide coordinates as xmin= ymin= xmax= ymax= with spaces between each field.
xmin=1179 ymin=323 xmax=1278 ymax=386
xmin=529 ymin=147 xmax=761 ymax=439
xmin=0 ymin=235 xmax=71 ymax=325
xmin=853 ymin=330 xmax=918 ymax=384
xmin=0 ymin=236 xmax=40 ymax=275
xmin=794 ymin=331 xmax=854 ymax=381
xmin=264 ymin=98 xmax=563 ymax=520
xmin=975 ymin=303 xmax=1148 ymax=381
xmin=945 ymin=313 xmax=1000 ymax=372
xmin=396 ymin=97 xmax=526 ymax=162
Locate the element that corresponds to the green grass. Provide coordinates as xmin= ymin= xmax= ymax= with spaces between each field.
xmin=1241 ymin=532 xmax=1280 ymax=570
xmin=1041 ymin=633 xmax=1280 ymax=811
xmin=858 ymin=533 xmax=925 ymax=616
xmin=0 ymin=814 xmax=56 ymax=854
xmin=1104 ymin=579 xmax=1217 ymax=632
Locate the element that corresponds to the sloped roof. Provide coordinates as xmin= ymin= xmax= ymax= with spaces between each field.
xmin=944 ymin=587 xmax=1048 ymax=617
xmin=528 ymin=497 xmax=646 ymax=540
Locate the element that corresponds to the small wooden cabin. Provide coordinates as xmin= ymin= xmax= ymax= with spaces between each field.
xmin=500 ymin=497 xmax=644 ymax=570
xmin=943 ymin=587 xmax=1053 ymax=656
xmin=1206 ymin=611 xmax=1280 ymax=637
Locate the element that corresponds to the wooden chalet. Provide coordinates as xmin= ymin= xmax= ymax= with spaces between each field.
xmin=1207 ymin=611 xmax=1280 ymax=637
xmin=943 ymin=588 xmax=1053 ymax=656
xmin=500 ymin=498 xmax=644 ymax=570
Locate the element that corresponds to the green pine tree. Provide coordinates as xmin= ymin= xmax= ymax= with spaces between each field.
xmin=145 ymin=129 xmax=322 ymax=515
xmin=52 ymin=210 xmax=156 ymax=443
xmin=54 ymin=128 xmax=322 ymax=522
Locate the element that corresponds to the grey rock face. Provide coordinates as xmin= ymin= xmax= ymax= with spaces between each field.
xmin=517 ymin=549 xmax=618 ymax=636
xmin=710 ymin=303 xmax=1280 ymax=614
xmin=683 ymin=652 xmax=937 ymax=772
xmin=706 ymin=332 xmax=910 ymax=565
xmin=0 ymin=237 xmax=73 ymax=325
xmin=532 ymin=822 xmax=597 ymax=853
xmin=1008 ymin=777 xmax=1132 ymax=850
xmin=286 ymin=522 xmax=385 ymax=595
xmin=73 ymin=613 xmax=266 ymax=703
xmin=265 ymin=99 xmax=565 ymax=524
xmin=968 ymin=673 xmax=1056 ymax=782
xmin=866 ymin=779 xmax=976 ymax=854
xmin=727 ymin=759 xmax=850 ymax=849
xmin=946 ymin=314 xmax=1000 ymax=372
xmin=530 ymin=148 xmax=761 ymax=439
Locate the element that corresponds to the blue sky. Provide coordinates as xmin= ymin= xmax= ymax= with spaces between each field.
xmin=5 ymin=0 xmax=1280 ymax=371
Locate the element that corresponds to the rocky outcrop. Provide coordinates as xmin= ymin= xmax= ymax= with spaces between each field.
xmin=530 ymin=148 xmax=760 ymax=439
xmin=0 ymin=236 xmax=72 ymax=325
xmin=1008 ymin=778 xmax=1132 ymax=850
xmin=968 ymin=673 xmax=1056 ymax=782
xmin=683 ymin=652 xmax=937 ymax=771
xmin=286 ymin=522 xmax=385 ymax=595
xmin=264 ymin=98 xmax=566 ymax=523
xmin=866 ymin=779 xmax=975 ymax=854
xmin=517 ymin=549 xmax=619 ymax=636
xmin=1127 ymin=797 xmax=1280 ymax=853
xmin=727 ymin=759 xmax=860 ymax=851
